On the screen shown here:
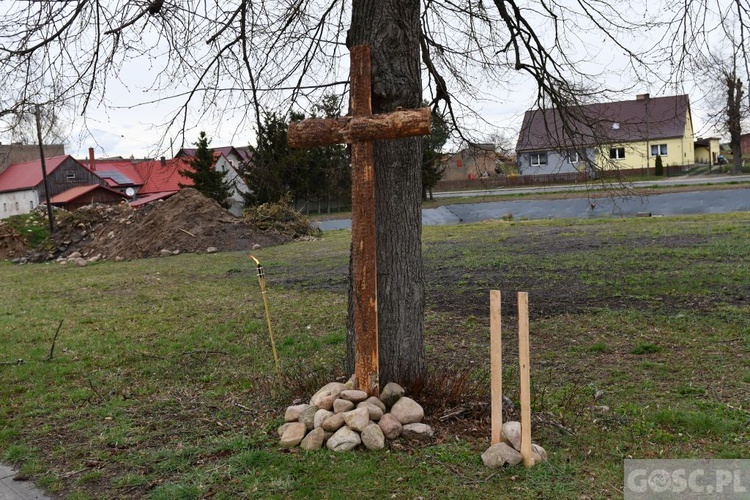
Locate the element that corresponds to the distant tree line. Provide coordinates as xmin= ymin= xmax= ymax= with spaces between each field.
xmin=238 ymin=94 xmax=451 ymax=211
xmin=238 ymin=94 xmax=351 ymax=213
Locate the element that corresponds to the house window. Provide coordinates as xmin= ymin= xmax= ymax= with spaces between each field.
xmin=530 ymin=153 xmax=548 ymax=166
xmin=2 ymin=203 xmax=6 ymax=212
xmin=30 ymin=201 xmax=34 ymax=209
xmin=456 ymin=158 xmax=463 ymax=168
xmin=15 ymin=201 xmax=19 ymax=210
xmin=609 ymin=147 xmax=626 ymax=160
xmin=66 ymin=171 xmax=76 ymax=180
xmin=567 ymin=151 xmax=579 ymax=164
xmin=650 ymin=144 xmax=668 ymax=156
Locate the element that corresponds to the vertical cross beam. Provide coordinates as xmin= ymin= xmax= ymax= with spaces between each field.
xmin=349 ymin=46 xmax=379 ymax=396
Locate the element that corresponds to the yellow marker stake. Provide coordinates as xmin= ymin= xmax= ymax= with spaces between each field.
xmin=250 ymin=255 xmax=282 ymax=383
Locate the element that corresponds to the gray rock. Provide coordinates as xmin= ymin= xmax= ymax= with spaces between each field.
xmin=74 ymin=257 xmax=87 ymax=267
xmin=502 ymin=421 xmax=522 ymax=451
xmin=321 ymin=412 xmax=346 ymax=432
xmin=378 ymin=413 xmax=403 ymax=440
xmin=531 ymin=443 xmax=548 ymax=463
xmin=343 ymin=407 xmax=370 ymax=432
xmin=357 ymin=401 xmax=384 ymax=421
xmin=280 ymin=422 xmax=307 ymax=448
xmin=300 ymin=427 xmax=325 ymax=451
xmin=379 ymin=382 xmax=405 ymax=409
xmin=365 ymin=396 xmax=386 ymax=413
xmin=333 ymin=398 xmax=355 ymax=414
xmin=326 ymin=426 xmax=361 ymax=452
xmin=340 ymin=389 xmax=369 ymax=403
xmin=206 ymin=246 xmax=218 ymax=253
xmin=68 ymin=251 xmax=82 ymax=259
xmin=298 ymin=405 xmax=319 ymax=430
xmin=401 ymin=423 xmax=433 ymax=441
xmin=390 ymin=397 xmax=424 ymax=424
xmin=313 ymin=409 xmax=333 ymax=429
xmin=310 ymin=382 xmax=347 ymax=407
xmin=316 ymin=394 xmax=338 ymax=411
xmin=361 ymin=423 xmax=386 ymax=450
xmin=252 ymin=243 xmax=261 ymax=250
xmin=481 ymin=442 xmax=523 ymax=467
xmin=285 ymin=403 xmax=312 ymax=422
xmin=277 ymin=422 xmax=293 ymax=437
xmin=160 ymin=249 xmax=172 ymax=256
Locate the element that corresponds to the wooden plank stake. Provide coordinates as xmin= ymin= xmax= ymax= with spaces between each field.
xmin=517 ymin=291 xmax=533 ymax=467
xmin=490 ymin=290 xmax=502 ymax=445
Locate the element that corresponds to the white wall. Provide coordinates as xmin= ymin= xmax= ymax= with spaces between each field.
xmin=0 ymin=190 xmax=40 ymax=219
xmin=214 ymin=155 xmax=248 ymax=216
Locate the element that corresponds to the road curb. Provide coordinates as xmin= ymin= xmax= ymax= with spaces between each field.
xmin=0 ymin=464 xmax=50 ymax=500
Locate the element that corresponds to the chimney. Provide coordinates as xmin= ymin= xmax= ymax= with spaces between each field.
xmin=636 ymin=93 xmax=650 ymax=101
xmin=160 ymin=156 xmax=166 ymax=167
xmin=88 ymin=147 xmax=96 ymax=171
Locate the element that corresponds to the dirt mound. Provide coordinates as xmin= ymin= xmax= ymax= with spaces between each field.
xmin=25 ymin=189 xmax=303 ymax=262
xmin=0 ymin=222 xmax=26 ymax=260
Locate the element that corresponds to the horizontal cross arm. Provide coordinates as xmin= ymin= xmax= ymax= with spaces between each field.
xmin=288 ymin=107 xmax=431 ymax=148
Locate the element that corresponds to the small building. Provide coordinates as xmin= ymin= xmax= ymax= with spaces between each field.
xmin=49 ymin=185 xmax=128 ymax=211
xmin=516 ymin=94 xmax=695 ymax=176
xmin=694 ymin=137 xmax=722 ymax=166
xmin=0 ymin=155 xmax=106 ymax=219
xmin=441 ymin=144 xmax=497 ymax=181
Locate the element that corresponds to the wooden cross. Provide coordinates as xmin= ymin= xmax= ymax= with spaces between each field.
xmin=288 ymin=45 xmax=430 ymax=396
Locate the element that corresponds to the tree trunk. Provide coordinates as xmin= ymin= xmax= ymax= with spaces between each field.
xmin=346 ymin=0 xmax=425 ymax=388
xmin=726 ymin=75 xmax=744 ymax=175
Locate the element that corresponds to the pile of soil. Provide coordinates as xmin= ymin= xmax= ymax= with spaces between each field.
xmin=0 ymin=223 xmax=26 ymax=260
xmin=23 ymin=189 xmax=298 ymax=262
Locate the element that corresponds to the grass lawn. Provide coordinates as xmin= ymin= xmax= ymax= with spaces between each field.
xmin=1 ymin=212 xmax=749 ymax=498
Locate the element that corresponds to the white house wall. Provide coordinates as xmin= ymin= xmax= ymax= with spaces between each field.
xmin=213 ymin=156 xmax=246 ymax=216
xmin=517 ymin=150 xmax=588 ymax=175
xmin=0 ymin=189 xmax=40 ymax=219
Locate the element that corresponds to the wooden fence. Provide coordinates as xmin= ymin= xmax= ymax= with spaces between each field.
xmin=434 ymin=172 xmax=587 ymax=192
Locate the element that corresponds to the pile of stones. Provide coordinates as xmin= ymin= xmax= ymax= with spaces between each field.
xmin=481 ymin=421 xmax=548 ymax=467
xmin=278 ymin=380 xmax=433 ymax=451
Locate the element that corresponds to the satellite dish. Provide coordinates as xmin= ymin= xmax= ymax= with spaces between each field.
xmin=125 ymin=187 xmax=135 ymax=197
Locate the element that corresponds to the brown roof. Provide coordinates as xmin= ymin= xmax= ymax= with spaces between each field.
xmin=516 ymin=95 xmax=691 ymax=152
xmin=177 ymin=145 xmax=253 ymax=162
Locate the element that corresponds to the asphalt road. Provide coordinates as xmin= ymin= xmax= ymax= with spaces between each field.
xmin=318 ymin=176 xmax=750 ymax=230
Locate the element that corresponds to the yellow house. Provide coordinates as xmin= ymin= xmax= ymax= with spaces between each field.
xmin=516 ymin=94 xmax=695 ymax=176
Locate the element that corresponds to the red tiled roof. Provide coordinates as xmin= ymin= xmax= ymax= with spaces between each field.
xmin=133 ymin=158 xmax=194 ymax=195
xmin=49 ymin=184 xmax=126 ymax=204
xmin=81 ymin=159 xmax=144 ymax=187
xmin=516 ymin=95 xmax=691 ymax=152
xmin=129 ymin=190 xmax=178 ymax=207
xmin=0 ymin=155 xmax=70 ymax=192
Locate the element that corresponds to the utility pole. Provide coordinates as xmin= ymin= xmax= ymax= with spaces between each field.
xmin=34 ymin=104 xmax=54 ymax=234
